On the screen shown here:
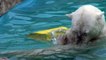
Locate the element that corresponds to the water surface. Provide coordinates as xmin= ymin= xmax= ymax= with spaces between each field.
xmin=0 ymin=0 xmax=106 ymax=60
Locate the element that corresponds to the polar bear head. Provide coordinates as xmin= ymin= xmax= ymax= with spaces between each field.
xmin=66 ymin=5 xmax=106 ymax=44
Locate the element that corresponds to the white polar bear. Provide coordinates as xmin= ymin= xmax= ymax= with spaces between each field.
xmin=57 ymin=5 xmax=106 ymax=46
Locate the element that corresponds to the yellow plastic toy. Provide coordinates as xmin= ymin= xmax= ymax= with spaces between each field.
xmin=27 ymin=26 xmax=68 ymax=41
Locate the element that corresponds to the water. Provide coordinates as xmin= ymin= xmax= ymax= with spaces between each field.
xmin=0 ymin=0 xmax=106 ymax=60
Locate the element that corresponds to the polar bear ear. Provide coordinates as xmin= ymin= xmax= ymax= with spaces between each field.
xmin=66 ymin=13 xmax=73 ymax=18
xmin=97 ymin=12 xmax=104 ymax=20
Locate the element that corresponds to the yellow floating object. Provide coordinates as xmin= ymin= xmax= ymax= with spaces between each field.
xmin=27 ymin=26 xmax=68 ymax=41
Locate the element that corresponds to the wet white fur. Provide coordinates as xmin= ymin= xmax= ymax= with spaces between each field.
xmin=66 ymin=5 xmax=105 ymax=34
xmin=65 ymin=5 xmax=106 ymax=45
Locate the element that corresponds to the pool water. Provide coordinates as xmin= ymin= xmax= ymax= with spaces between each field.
xmin=0 ymin=0 xmax=106 ymax=60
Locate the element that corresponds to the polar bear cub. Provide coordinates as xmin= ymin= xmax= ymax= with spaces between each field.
xmin=57 ymin=5 xmax=106 ymax=46
xmin=66 ymin=5 xmax=105 ymax=35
